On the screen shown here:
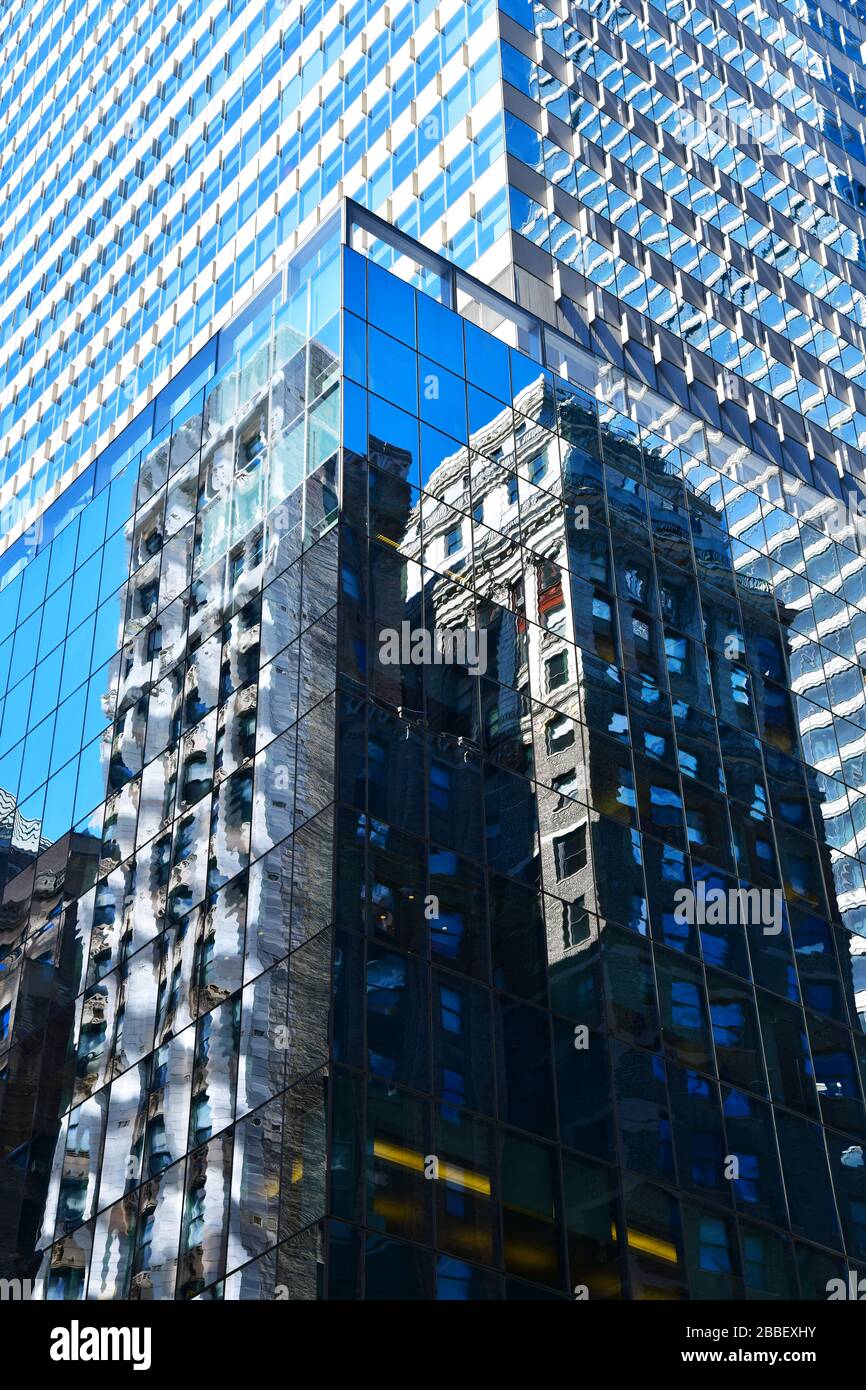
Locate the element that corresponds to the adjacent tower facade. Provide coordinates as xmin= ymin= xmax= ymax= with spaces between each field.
xmin=1 ymin=0 xmax=866 ymax=1300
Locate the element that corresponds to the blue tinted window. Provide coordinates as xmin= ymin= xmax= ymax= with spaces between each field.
xmin=419 ymin=357 xmax=467 ymax=442
xmin=60 ymin=617 xmax=95 ymax=703
xmin=18 ymin=546 xmax=49 ymax=622
xmin=418 ymin=292 xmax=464 ymax=375
xmin=0 ymin=577 xmax=21 ymax=648
xmin=465 ymin=322 xmax=511 ymax=402
xmin=75 ymin=489 xmax=109 ymax=565
xmin=50 ymin=686 xmax=86 ymax=775
xmin=2 ymin=671 xmax=33 ymax=751
xmin=368 ymin=327 xmax=418 ymax=415
xmin=9 ymin=608 xmax=40 ymax=686
xmin=343 ymin=311 xmax=367 ymax=387
xmin=368 ymin=261 xmax=415 ymax=348
xmin=29 ymin=648 xmax=62 ymax=728
xmin=343 ymin=246 xmax=366 ymax=318
xmin=37 ymin=580 xmax=71 ymax=662
xmin=68 ymin=552 xmax=102 ymax=630
xmin=368 ymin=392 xmax=419 ymax=467
xmin=21 ymin=718 xmax=52 ymax=799
xmin=46 ymin=519 xmax=80 ymax=598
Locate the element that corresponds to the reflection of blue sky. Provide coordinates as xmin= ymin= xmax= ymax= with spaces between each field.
xmin=0 ymin=226 xmax=342 ymax=859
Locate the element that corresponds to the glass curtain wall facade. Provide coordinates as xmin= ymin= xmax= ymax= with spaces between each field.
xmin=2 ymin=0 xmax=866 ymax=1303
xmin=0 ymin=0 xmax=506 ymax=548
xmin=329 ymin=216 xmax=866 ymax=1300
xmin=2 ymin=202 xmax=866 ymax=1300
xmin=0 ymin=221 xmax=342 ymax=1297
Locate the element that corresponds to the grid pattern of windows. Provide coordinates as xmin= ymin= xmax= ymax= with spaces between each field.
xmin=0 ymin=0 xmax=505 ymax=562
xmin=328 ymin=235 xmax=866 ymax=1300
xmin=0 ymin=225 xmax=341 ymax=1299
xmin=482 ymin=0 xmax=866 ymax=570
xmin=2 ymin=202 xmax=866 ymax=1301
xmin=3 ymin=0 xmax=866 ymax=1304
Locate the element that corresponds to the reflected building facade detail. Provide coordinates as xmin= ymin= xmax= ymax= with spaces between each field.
xmin=4 ymin=0 xmax=866 ymax=1310
xmin=0 ymin=226 xmax=341 ymax=1299
xmin=1 ymin=162 xmax=866 ymax=1296
xmin=330 ymin=212 xmax=866 ymax=1299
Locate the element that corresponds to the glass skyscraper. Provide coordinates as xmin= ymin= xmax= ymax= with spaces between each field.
xmin=2 ymin=0 xmax=866 ymax=1304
